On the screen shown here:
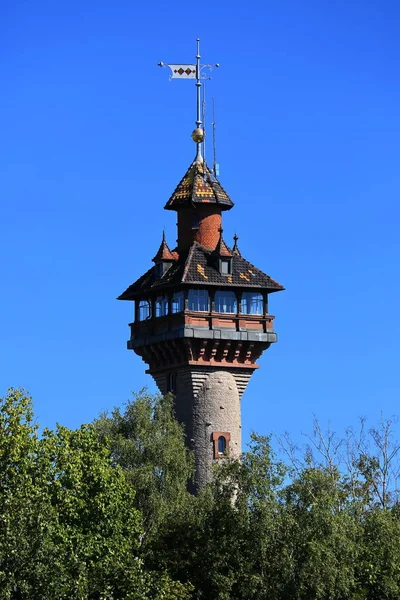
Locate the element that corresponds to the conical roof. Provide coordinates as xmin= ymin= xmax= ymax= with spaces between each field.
xmin=164 ymin=159 xmax=234 ymax=211
xmin=152 ymin=233 xmax=178 ymax=262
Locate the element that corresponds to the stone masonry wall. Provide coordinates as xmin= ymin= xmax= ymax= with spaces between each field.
xmin=152 ymin=366 xmax=253 ymax=492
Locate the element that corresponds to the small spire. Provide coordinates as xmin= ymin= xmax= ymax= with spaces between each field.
xmin=232 ymin=233 xmax=241 ymax=256
xmin=152 ymin=232 xmax=178 ymax=262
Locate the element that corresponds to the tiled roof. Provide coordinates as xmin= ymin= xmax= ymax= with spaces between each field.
xmin=152 ymin=233 xmax=179 ymax=262
xmin=182 ymin=244 xmax=284 ymax=290
xmin=164 ymin=159 xmax=234 ymax=211
xmin=118 ymin=242 xmax=284 ymax=300
xmin=214 ymin=235 xmax=232 ymax=258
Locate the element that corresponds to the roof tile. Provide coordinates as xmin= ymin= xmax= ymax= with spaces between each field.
xmin=118 ymin=242 xmax=284 ymax=300
xmin=164 ymin=160 xmax=234 ymax=211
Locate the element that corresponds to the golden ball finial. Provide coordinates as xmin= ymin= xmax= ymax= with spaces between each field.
xmin=191 ymin=128 xmax=205 ymax=143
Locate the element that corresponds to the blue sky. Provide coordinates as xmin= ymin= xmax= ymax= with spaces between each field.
xmin=1 ymin=0 xmax=399 ymax=447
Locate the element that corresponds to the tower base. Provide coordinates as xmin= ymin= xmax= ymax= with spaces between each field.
xmin=150 ymin=366 xmax=255 ymax=492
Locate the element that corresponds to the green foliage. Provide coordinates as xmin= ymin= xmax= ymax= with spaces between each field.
xmin=94 ymin=390 xmax=193 ymax=547
xmin=0 ymin=388 xmax=192 ymax=600
xmin=148 ymin=431 xmax=400 ymax=600
xmin=3 ymin=387 xmax=400 ymax=600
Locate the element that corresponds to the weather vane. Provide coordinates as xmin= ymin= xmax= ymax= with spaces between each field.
xmin=158 ymin=38 xmax=219 ymax=162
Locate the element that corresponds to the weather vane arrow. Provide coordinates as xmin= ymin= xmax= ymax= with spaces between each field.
xmin=158 ymin=38 xmax=219 ymax=162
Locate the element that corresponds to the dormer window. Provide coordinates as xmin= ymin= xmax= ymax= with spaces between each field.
xmin=154 ymin=261 xmax=173 ymax=280
xmin=155 ymin=263 xmax=163 ymax=279
xmin=219 ymin=258 xmax=232 ymax=275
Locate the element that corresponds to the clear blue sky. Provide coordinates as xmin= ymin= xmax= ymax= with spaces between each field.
xmin=1 ymin=0 xmax=399 ymax=447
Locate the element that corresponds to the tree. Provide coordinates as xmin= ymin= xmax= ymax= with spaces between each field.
xmin=94 ymin=390 xmax=193 ymax=548
xmin=0 ymin=388 xmax=192 ymax=600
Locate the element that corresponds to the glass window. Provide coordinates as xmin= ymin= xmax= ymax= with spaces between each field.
xmin=188 ymin=289 xmax=209 ymax=312
xmin=155 ymin=296 xmax=169 ymax=317
xmin=154 ymin=263 xmax=163 ymax=279
xmin=220 ymin=259 xmax=230 ymax=275
xmin=139 ymin=300 xmax=151 ymax=321
xmin=167 ymin=372 xmax=176 ymax=393
xmin=171 ymin=291 xmax=184 ymax=314
xmin=214 ymin=291 xmax=237 ymax=314
xmin=218 ymin=436 xmax=226 ymax=454
xmin=240 ymin=292 xmax=263 ymax=315
xmin=154 ymin=262 xmax=172 ymax=279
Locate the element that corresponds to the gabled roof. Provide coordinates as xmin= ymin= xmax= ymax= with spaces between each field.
xmin=164 ymin=159 xmax=234 ymax=211
xmin=152 ymin=233 xmax=179 ymax=262
xmin=118 ymin=242 xmax=284 ymax=300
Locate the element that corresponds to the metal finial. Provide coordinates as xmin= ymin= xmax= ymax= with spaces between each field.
xmin=158 ymin=40 xmax=219 ymax=163
xmin=233 ymin=233 xmax=241 ymax=256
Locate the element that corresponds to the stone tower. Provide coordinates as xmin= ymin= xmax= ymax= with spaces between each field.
xmin=118 ymin=154 xmax=284 ymax=490
xmin=118 ymin=41 xmax=283 ymax=491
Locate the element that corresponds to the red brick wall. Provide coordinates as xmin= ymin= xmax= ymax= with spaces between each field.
xmin=177 ymin=207 xmax=222 ymax=252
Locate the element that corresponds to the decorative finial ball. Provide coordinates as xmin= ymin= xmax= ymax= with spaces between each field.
xmin=191 ymin=128 xmax=205 ymax=143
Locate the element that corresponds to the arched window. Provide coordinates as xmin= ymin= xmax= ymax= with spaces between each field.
xmin=171 ymin=291 xmax=184 ymax=314
xmin=188 ymin=289 xmax=209 ymax=312
xmin=212 ymin=432 xmax=231 ymax=459
xmin=138 ymin=300 xmax=151 ymax=321
xmin=155 ymin=296 xmax=169 ymax=317
xmin=218 ymin=436 xmax=226 ymax=455
xmin=240 ymin=292 xmax=263 ymax=315
xmin=214 ymin=291 xmax=237 ymax=314
xmin=167 ymin=372 xmax=176 ymax=393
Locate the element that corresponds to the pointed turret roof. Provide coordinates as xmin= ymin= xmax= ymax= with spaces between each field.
xmin=152 ymin=232 xmax=178 ymax=262
xmin=164 ymin=159 xmax=234 ymax=211
xmin=214 ymin=230 xmax=233 ymax=257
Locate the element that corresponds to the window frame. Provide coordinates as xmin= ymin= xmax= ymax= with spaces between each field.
xmin=192 ymin=214 xmax=200 ymax=229
xmin=188 ymin=288 xmax=210 ymax=312
xmin=240 ymin=292 xmax=263 ymax=315
xmin=219 ymin=258 xmax=232 ymax=275
xmin=212 ymin=432 xmax=231 ymax=459
xmin=214 ymin=290 xmax=237 ymax=314
xmin=138 ymin=299 xmax=151 ymax=321
xmin=171 ymin=291 xmax=184 ymax=314
xmin=155 ymin=296 xmax=169 ymax=318
xmin=167 ymin=372 xmax=176 ymax=393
